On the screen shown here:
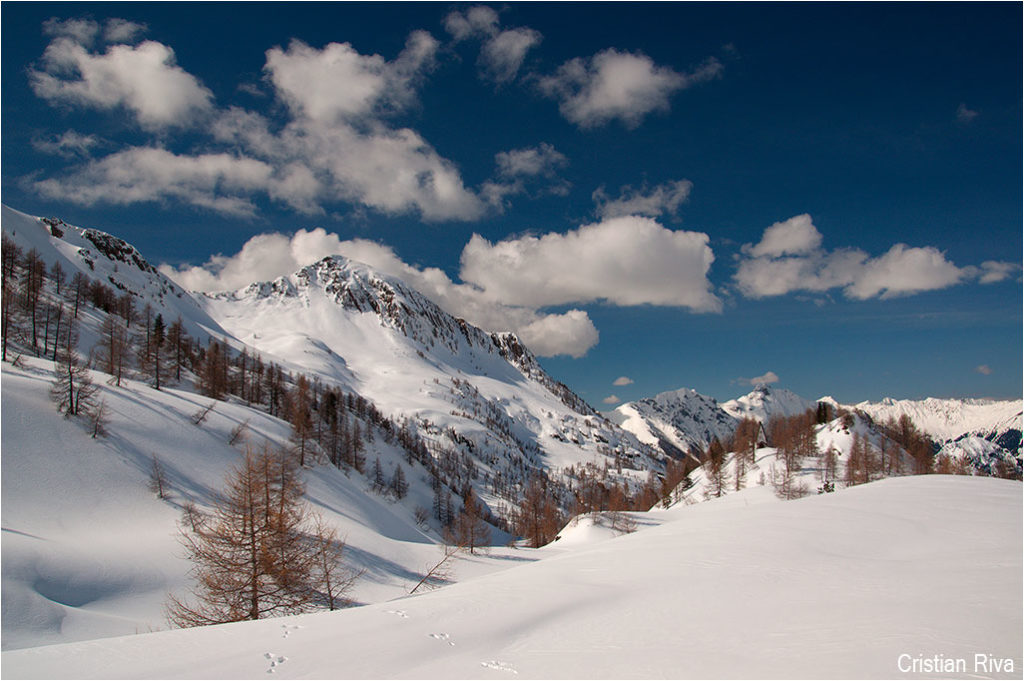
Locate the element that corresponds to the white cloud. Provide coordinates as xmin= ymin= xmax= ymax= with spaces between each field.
xmin=443 ymin=6 xmax=500 ymax=40
xmin=42 ymin=17 xmax=147 ymax=45
xmin=593 ymin=179 xmax=692 ymax=219
xmin=495 ymin=143 xmax=567 ymax=178
xmin=459 ymin=215 xmax=721 ymax=311
xmin=32 ymin=130 xmax=102 ymax=158
xmin=444 ymin=7 xmax=541 ymax=84
xmin=612 ymin=376 xmax=634 ymax=386
xmin=975 ymin=364 xmax=992 ymax=376
xmin=30 ymin=30 xmax=213 ymax=129
xmin=734 ymin=215 xmax=1012 ymax=300
xmin=516 ymin=309 xmax=599 ymax=358
xmin=42 ymin=18 xmax=101 ymax=45
xmin=103 ymin=19 xmax=147 ymax=43
xmin=263 ymin=31 xmax=438 ymax=124
xmin=742 ymin=214 xmax=822 ymax=258
xmin=34 ymin=27 xmax=486 ymax=222
xmin=748 ymin=371 xmax=779 ymax=385
xmin=34 ymin=147 xmax=275 ymax=217
xmin=602 ymin=395 xmax=621 ymax=405
xmin=160 ymin=228 xmax=599 ymax=358
xmin=845 ymin=244 xmax=965 ymax=300
xmin=479 ymin=27 xmax=542 ymax=83
xmin=483 ymin=143 xmax=569 ymax=207
xmin=956 ymin=103 xmax=978 ymax=124
xmin=538 ymin=49 xmax=722 ymax=128
xmin=977 ymin=260 xmax=1021 ymax=284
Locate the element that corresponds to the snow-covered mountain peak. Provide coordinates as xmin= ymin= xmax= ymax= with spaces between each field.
xmin=214 ymin=254 xmax=537 ymax=370
xmin=722 ymin=385 xmax=816 ymax=423
xmin=605 ymin=385 xmax=738 ymax=459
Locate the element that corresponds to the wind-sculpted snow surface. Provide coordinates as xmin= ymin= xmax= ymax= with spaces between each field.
xmin=4 ymin=476 xmax=1020 ymax=679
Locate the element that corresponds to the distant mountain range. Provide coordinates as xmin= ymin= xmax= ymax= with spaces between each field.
xmin=608 ymin=383 xmax=1020 ymax=469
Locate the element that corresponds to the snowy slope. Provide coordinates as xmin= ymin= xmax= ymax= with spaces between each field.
xmin=0 ymin=357 xmax=528 ymax=651
xmin=722 ymin=383 xmax=817 ymax=422
xmin=1 ymin=205 xmax=229 ymax=345
xmin=4 ymin=476 xmax=1020 ymax=679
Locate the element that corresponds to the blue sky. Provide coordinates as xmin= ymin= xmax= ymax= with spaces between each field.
xmin=2 ymin=2 xmax=1021 ymax=404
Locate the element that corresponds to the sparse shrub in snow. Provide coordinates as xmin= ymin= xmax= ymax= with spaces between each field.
xmin=148 ymin=455 xmax=169 ymax=499
xmin=191 ymin=401 xmax=216 ymax=425
xmin=410 ymin=541 xmax=461 ymax=594
xmin=89 ymin=398 xmax=110 ymax=438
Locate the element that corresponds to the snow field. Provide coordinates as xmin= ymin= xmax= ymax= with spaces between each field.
xmin=3 ymin=475 xmax=1020 ymax=679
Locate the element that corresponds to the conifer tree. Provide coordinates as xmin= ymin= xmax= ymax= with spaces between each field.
xmin=21 ymin=248 xmax=45 ymax=354
xmin=167 ymin=447 xmax=350 ymax=626
xmin=1 ymin=235 xmax=23 ymax=362
xmin=289 ymin=374 xmax=314 ymax=466
xmin=50 ymin=318 xmax=97 ymax=417
xmin=452 ymin=487 xmax=491 ymax=554
xmin=515 ymin=475 xmax=562 ymax=548
xmin=389 ymin=463 xmax=409 ymax=499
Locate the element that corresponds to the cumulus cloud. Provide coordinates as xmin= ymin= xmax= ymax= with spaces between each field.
xmin=32 ymin=130 xmax=103 ymax=158
xmin=30 ymin=24 xmax=213 ymax=129
xmin=483 ymin=142 xmax=569 ymax=207
xmin=593 ymin=179 xmax=692 ymax=219
xmin=538 ymin=49 xmax=722 ymax=128
xmin=30 ymin=22 xmax=486 ymax=222
xmin=602 ymin=395 xmax=621 ymax=405
xmin=734 ymin=214 xmax=1014 ymax=300
xmin=264 ymin=31 xmax=438 ymax=123
xmin=459 ymin=215 xmax=721 ymax=311
xmin=160 ymin=227 xmax=599 ymax=358
xmin=612 ymin=376 xmax=634 ymax=386
xmin=975 ymin=364 xmax=992 ymax=376
xmin=741 ymin=214 xmax=822 ymax=258
xmin=444 ymin=6 xmax=541 ymax=84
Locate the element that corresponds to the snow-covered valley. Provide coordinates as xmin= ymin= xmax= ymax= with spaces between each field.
xmin=2 ymin=207 xmax=1021 ymax=677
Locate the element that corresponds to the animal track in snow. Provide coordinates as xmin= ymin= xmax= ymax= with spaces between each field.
xmin=385 ymin=609 xmax=409 ymax=619
xmin=264 ymin=652 xmax=288 ymax=674
xmin=429 ymin=632 xmax=455 ymax=646
xmin=281 ymin=624 xmax=303 ymax=639
xmin=481 ymin=660 xmax=518 ymax=674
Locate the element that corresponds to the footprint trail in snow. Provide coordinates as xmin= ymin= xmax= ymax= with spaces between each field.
xmin=264 ymin=652 xmax=288 ymax=674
